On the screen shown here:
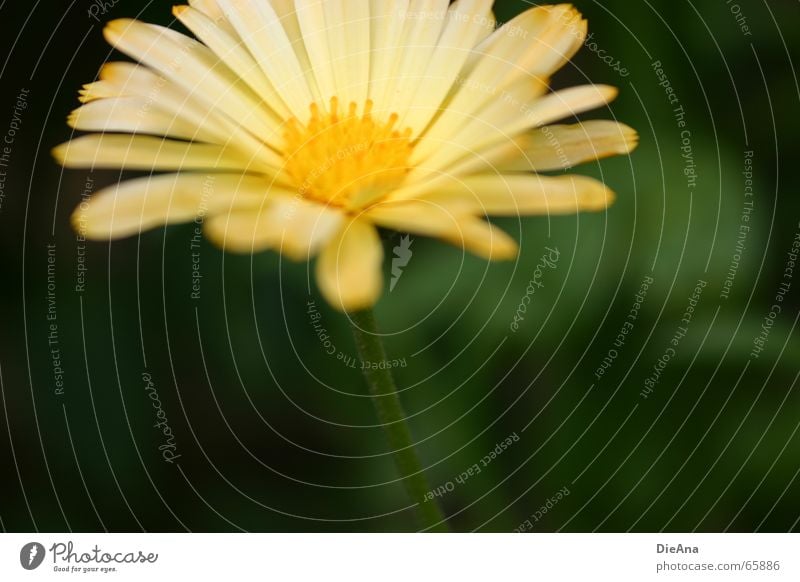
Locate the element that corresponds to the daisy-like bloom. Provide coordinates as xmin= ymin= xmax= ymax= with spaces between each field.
xmin=55 ymin=1 xmax=638 ymax=312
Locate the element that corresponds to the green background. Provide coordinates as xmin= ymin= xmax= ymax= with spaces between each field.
xmin=0 ymin=0 xmax=798 ymax=532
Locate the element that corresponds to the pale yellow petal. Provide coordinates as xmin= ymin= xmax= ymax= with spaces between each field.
xmin=415 ymin=5 xmax=584 ymax=148
xmin=91 ymin=63 xmax=226 ymax=136
xmin=67 ymin=98 xmax=215 ymax=142
xmin=367 ymin=0 xmax=409 ymax=105
xmin=73 ymin=174 xmax=272 ymax=240
xmin=385 ymin=0 xmax=451 ymax=115
xmin=367 ymin=200 xmax=461 ymax=238
xmin=295 ymin=0 xmax=338 ymax=100
xmin=410 ymin=83 xmax=618 ymax=178
xmin=491 ymin=5 xmax=585 ymax=85
xmin=270 ymin=0 xmax=324 ymax=102
xmin=103 ymin=19 xmax=281 ymax=139
xmin=172 ymin=5 xmax=292 ymax=119
xmin=366 ymin=202 xmax=518 ymax=260
xmin=434 ymin=140 xmax=526 ymax=181
xmin=267 ymin=196 xmax=346 ymax=261
xmin=401 ymin=0 xmax=495 ymax=134
xmin=215 ymin=0 xmax=315 ymax=120
xmin=503 ymin=121 xmax=639 ymax=172
xmin=53 ymin=135 xmax=270 ymax=173
xmin=411 ymin=76 xmax=549 ymax=165
xmin=322 ymin=0 xmax=371 ymax=106
xmin=188 ymin=0 xmax=237 ymax=35
xmin=202 ymin=208 xmax=275 ymax=253
xmin=414 ymin=173 xmax=616 ymax=216
xmin=399 ymin=120 xmax=636 ymax=191
xmin=469 ymin=4 xmax=585 ymax=82
xmin=77 ymin=80 xmax=118 ymax=103
xmin=316 ymin=219 xmax=384 ymax=312
xmin=205 ymin=195 xmax=344 ymax=260
xmin=520 ymin=84 xmax=619 ymax=128
xmin=449 ymin=217 xmax=519 ymax=260
xmin=98 ymin=62 xmax=284 ymax=168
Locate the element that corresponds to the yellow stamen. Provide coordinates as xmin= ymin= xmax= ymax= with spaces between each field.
xmin=281 ymin=97 xmax=413 ymax=209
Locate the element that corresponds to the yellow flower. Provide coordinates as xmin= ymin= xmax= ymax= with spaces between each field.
xmin=54 ymin=1 xmax=637 ymax=312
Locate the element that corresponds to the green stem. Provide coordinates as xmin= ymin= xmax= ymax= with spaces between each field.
xmin=349 ymin=309 xmax=449 ymax=532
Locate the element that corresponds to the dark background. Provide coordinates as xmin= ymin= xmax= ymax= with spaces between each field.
xmin=0 ymin=0 xmax=798 ymax=532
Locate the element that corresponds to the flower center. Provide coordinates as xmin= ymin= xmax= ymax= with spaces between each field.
xmin=281 ymin=97 xmax=414 ymax=209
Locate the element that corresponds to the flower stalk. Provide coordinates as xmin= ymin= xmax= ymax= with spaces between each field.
xmin=349 ymin=309 xmax=449 ymax=532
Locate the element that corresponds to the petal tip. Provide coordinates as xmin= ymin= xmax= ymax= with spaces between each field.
xmin=591 ymin=185 xmax=616 ymax=211
xmin=491 ymin=240 xmax=520 ymax=261
xmin=70 ymin=205 xmax=109 ymax=241
xmin=319 ymin=274 xmax=383 ymax=314
xmin=600 ymin=85 xmax=620 ymax=102
xmin=104 ymin=18 xmax=129 ymax=32
xmin=103 ymin=19 xmax=134 ymax=42
xmin=615 ymin=123 xmax=640 ymax=154
xmin=77 ymin=85 xmax=93 ymax=103
xmin=51 ymin=143 xmax=68 ymax=166
xmin=70 ymin=206 xmax=85 ymax=233
xmin=626 ymin=129 xmax=641 ymax=153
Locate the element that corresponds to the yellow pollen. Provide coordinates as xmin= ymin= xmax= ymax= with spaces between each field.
xmin=281 ymin=97 xmax=414 ymax=208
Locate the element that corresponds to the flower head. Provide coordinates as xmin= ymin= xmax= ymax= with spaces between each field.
xmin=55 ymin=1 xmax=638 ymax=311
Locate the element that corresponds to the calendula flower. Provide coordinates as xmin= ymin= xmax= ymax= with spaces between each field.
xmin=54 ymin=1 xmax=637 ymax=312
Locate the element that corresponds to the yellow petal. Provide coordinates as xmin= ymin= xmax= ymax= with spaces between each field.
xmin=204 ymin=195 xmax=344 ymax=260
xmin=410 ymin=83 xmax=618 ymax=178
xmin=295 ymin=0 xmax=341 ymax=101
xmin=53 ymin=135 xmax=269 ymax=173
xmin=412 ymin=79 xmax=547 ymax=171
xmin=448 ymin=217 xmax=519 ymax=260
xmin=270 ymin=0 xmax=324 ymax=102
xmin=415 ymin=4 xmax=585 ymax=149
xmin=322 ymin=0 xmax=372 ymax=107
xmin=103 ymin=19 xmax=281 ymax=138
xmin=521 ymin=84 xmax=619 ymax=128
xmin=316 ymin=219 xmax=384 ymax=312
xmin=190 ymin=0 xmax=321 ymax=112
xmin=202 ymin=208 xmax=274 ymax=253
xmin=487 ymin=4 xmax=586 ymax=84
xmin=503 ymin=121 xmax=639 ymax=172
xmin=188 ymin=0 xmax=236 ymax=34
xmin=367 ymin=200 xmax=461 ymax=237
xmin=77 ymin=80 xmax=118 ymax=103
xmin=67 ymin=97 xmax=216 ymax=142
xmin=384 ymin=0 xmax=451 ymax=116
xmin=73 ymin=174 xmax=271 ymax=240
xmin=172 ymin=5 xmax=292 ymax=119
xmin=366 ymin=202 xmax=518 ymax=260
xmin=92 ymin=63 xmax=228 ymax=137
xmin=415 ymin=174 xmax=616 ymax=216
xmin=366 ymin=0 xmax=409 ymax=106
xmin=401 ymin=0 xmax=495 ymax=134
xmin=97 ymin=62 xmax=284 ymax=167
xmin=214 ymin=0 xmax=314 ymax=120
